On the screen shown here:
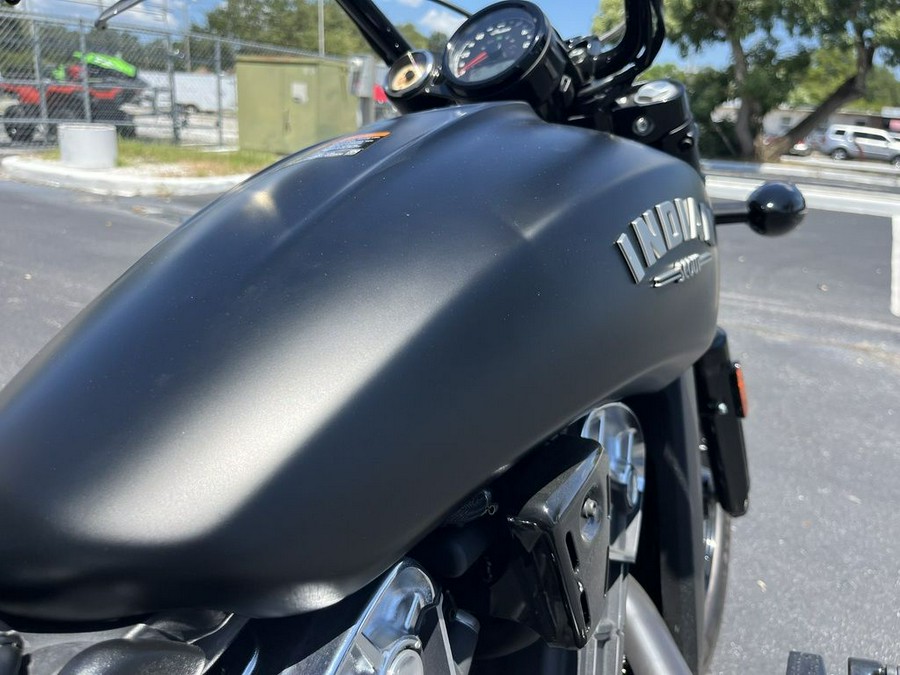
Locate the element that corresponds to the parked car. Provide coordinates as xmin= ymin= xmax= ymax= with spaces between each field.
xmin=817 ymin=124 xmax=900 ymax=167
xmin=761 ymin=134 xmax=813 ymax=157
xmin=788 ymin=138 xmax=813 ymax=156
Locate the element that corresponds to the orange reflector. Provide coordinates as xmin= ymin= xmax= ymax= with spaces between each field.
xmin=732 ymin=362 xmax=748 ymax=418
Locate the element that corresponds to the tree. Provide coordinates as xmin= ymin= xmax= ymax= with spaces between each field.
xmin=596 ymin=0 xmax=900 ymax=160
xmin=788 ymin=47 xmax=900 ymax=110
xmin=319 ymin=1 xmax=370 ymax=56
xmin=862 ymin=66 xmax=900 ymax=108
xmin=427 ymin=32 xmax=449 ymax=55
xmin=594 ymin=0 xmax=783 ymax=158
xmin=396 ymin=22 xmax=429 ymax=51
xmin=0 ymin=14 xmax=38 ymax=78
xmin=757 ymin=0 xmax=900 ymax=158
xmin=204 ymin=0 xmax=368 ymax=56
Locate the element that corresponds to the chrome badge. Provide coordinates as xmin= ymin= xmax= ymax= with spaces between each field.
xmin=651 ymin=252 xmax=713 ymax=287
xmin=615 ymin=197 xmax=715 ymax=285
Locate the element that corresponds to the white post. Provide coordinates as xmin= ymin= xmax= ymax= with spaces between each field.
xmin=318 ymin=0 xmax=325 ymax=56
xmin=891 ymin=216 xmax=900 ymax=317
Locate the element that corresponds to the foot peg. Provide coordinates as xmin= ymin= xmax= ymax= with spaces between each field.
xmin=787 ymin=651 xmax=825 ymax=675
xmin=848 ymin=657 xmax=900 ymax=675
xmin=786 ymin=651 xmax=900 ymax=675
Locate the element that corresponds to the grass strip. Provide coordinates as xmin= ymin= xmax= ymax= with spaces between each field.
xmin=40 ymin=139 xmax=282 ymax=177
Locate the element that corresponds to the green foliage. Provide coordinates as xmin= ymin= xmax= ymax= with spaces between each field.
xmin=773 ymin=0 xmax=900 ymax=120
xmin=596 ymin=0 xmax=779 ymax=55
xmin=863 ymin=65 xmax=900 ymax=107
xmin=204 ymin=0 xmax=370 ymax=56
xmin=395 ymin=23 xmax=446 ymax=55
xmin=743 ymin=41 xmax=811 ymax=113
xmin=320 ymin=2 xmax=371 ymax=56
xmin=778 ymin=0 xmax=900 ymax=63
xmin=397 ymin=22 xmax=428 ymax=51
xmin=427 ymin=32 xmax=449 ymax=55
xmin=639 ymin=63 xmax=686 ymax=81
xmin=44 ymin=139 xmax=281 ymax=175
xmin=788 ymin=47 xmax=900 ymax=108
xmin=662 ymin=0 xmax=778 ymax=54
xmin=0 ymin=15 xmax=34 ymax=79
xmin=686 ymin=67 xmax=739 ymax=157
xmin=592 ymin=0 xmax=623 ymax=35
xmin=595 ymin=0 xmax=900 ymax=157
xmin=116 ymin=139 xmax=280 ymax=174
xmin=178 ymin=33 xmax=239 ymax=72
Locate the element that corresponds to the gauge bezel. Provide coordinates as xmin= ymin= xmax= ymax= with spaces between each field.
xmin=385 ymin=50 xmax=436 ymax=99
xmin=441 ymin=1 xmax=551 ymax=97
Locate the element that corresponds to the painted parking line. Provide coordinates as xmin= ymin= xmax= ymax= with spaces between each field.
xmin=893 ymin=216 xmax=900 ymax=318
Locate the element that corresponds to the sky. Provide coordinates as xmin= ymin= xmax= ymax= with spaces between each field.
xmin=13 ymin=0 xmax=733 ymax=69
xmin=19 ymin=0 xmax=185 ymax=30
xmin=376 ymin=0 xmax=730 ymax=67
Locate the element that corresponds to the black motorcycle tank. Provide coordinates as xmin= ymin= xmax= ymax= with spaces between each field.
xmin=0 ymin=102 xmax=718 ymax=621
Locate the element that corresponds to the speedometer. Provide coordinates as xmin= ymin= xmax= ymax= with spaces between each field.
xmin=449 ymin=10 xmax=538 ymax=84
xmin=442 ymin=1 xmax=568 ymax=107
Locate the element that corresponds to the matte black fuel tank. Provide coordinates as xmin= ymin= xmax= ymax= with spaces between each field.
xmin=0 ymin=103 xmax=718 ymax=621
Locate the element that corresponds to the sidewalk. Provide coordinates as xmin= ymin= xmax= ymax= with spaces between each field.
xmin=1 ymin=155 xmax=250 ymax=197
xmin=702 ymin=157 xmax=900 ymax=192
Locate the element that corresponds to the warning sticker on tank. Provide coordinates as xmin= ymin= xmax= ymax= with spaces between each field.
xmin=301 ymin=132 xmax=390 ymax=160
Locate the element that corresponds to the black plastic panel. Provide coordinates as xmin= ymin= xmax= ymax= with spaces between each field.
xmin=504 ymin=439 xmax=610 ymax=648
xmin=693 ymin=329 xmax=750 ymax=517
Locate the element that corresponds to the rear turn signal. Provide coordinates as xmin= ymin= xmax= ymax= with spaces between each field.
xmin=731 ymin=362 xmax=748 ymax=418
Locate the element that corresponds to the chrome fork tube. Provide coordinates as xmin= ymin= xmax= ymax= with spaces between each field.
xmin=624 ymin=581 xmax=693 ymax=675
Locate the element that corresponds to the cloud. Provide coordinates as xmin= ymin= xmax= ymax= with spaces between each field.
xmin=104 ymin=0 xmax=180 ymax=30
xmin=395 ymin=0 xmax=423 ymax=7
xmin=21 ymin=0 xmax=179 ymax=30
xmin=419 ymin=8 xmax=464 ymax=36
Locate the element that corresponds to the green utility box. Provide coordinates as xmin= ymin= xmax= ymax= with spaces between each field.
xmin=236 ymin=55 xmax=357 ymax=154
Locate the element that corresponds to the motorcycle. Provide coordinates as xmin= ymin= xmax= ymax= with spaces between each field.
xmin=0 ymin=0 xmax=806 ymax=673
xmin=1 ymin=52 xmax=143 ymax=143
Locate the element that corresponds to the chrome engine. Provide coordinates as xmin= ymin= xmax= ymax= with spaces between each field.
xmin=284 ymin=560 xmax=479 ymax=675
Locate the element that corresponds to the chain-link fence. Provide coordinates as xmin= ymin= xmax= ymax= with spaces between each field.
xmin=0 ymin=8 xmax=349 ymax=147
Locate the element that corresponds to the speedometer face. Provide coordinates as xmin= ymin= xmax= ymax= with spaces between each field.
xmin=448 ymin=7 xmax=538 ymax=84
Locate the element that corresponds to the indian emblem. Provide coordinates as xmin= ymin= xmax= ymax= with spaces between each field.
xmin=615 ymin=197 xmax=715 ymax=285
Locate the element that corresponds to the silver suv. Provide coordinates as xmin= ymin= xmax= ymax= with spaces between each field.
xmin=817 ymin=124 xmax=900 ymax=167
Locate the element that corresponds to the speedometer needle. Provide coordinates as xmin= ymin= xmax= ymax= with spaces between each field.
xmin=460 ymin=51 xmax=489 ymax=73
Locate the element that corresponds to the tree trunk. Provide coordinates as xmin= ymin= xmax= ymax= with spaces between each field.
xmin=726 ymin=32 xmax=756 ymax=158
xmin=758 ymin=30 xmax=875 ymax=162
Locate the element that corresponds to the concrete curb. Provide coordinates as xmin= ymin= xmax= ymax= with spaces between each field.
xmin=704 ymin=157 xmax=899 ymax=177
xmin=1 ymin=156 xmax=250 ymax=197
xmin=702 ymin=158 xmax=899 ymax=189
